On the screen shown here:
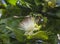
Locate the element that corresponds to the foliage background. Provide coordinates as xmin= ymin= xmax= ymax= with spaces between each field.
xmin=0 ymin=0 xmax=60 ymax=44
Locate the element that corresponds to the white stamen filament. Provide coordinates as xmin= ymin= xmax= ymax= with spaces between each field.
xmin=19 ymin=17 xmax=39 ymax=35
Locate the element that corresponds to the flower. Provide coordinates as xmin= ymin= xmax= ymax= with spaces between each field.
xmin=19 ymin=16 xmax=41 ymax=35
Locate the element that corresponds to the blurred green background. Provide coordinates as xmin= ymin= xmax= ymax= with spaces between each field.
xmin=0 ymin=0 xmax=60 ymax=44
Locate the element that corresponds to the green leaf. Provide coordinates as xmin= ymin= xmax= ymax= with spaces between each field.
xmin=34 ymin=0 xmax=41 ymax=6
xmin=0 ymin=34 xmax=11 ymax=44
xmin=13 ymin=29 xmax=26 ymax=42
xmin=18 ymin=0 xmax=31 ymax=8
xmin=27 ymin=31 xmax=48 ymax=40
xmin=0 ymin=9 xmax=3 ymax=18
xmin=1 ymin=0 xmax=7 ymax=7
xmin=56 ymin=10 xmax=60 ymax=18
xmin=19 ymin=0 xmax=26 ymax=5
xmin=43 ymin=17 xmax=48 ymax=23
xmin=0 ymin=19 xmax=7 ymax=24
xmin=6 ymin=26 xmax=26 ymax=42
xmin=6 ymin=0 xmax=17 ymax=5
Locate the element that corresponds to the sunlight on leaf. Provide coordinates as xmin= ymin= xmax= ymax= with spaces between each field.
xmin=27 ymin=31 xmax=48 ymax=40
xmin=0 ymin=9 xmax=2 ymax=18
xmin=6 ymin=0 xmax=17 ymax=5
xmin=1 ymin=0 xmax=7 ymax=7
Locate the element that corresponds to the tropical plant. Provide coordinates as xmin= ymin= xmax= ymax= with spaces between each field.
xmin=0 ymin=0 xmax=60 ymax=44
